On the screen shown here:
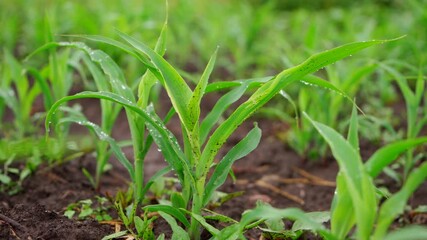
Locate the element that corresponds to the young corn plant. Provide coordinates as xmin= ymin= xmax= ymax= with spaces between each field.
xmin=378 ymin=62 xmax=426 ymax=181
xmin=44 ymin=29 xmax=398 ymax=238
xmin=0 ymin=16 xmax=87 ymax=162
xmin=216 ymin=106 xmax=427 ymax=240
xmin=0 ymin=50 xmax=42 ymax=139
xmin=301 ymin=105 xmax=427 ymax=240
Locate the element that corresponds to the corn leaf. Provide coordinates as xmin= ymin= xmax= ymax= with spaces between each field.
xmin=199 ymin=38 xmax=398 ymax=178
xmin=56 ymin=116 xmax=134 ymax=180
xmin=330 ymin=173 xmax=355 ymax=238
xmin=214 ymin=205 xmax=333 ymax=240
xmin=158 ymin=212 xmax=190 ymax=240
xmin=347 ymin=103 xmax=359 ymax=150
xmin=140 ymin=166 xmax=172 ymax=199
xmin=185 ymin=211 xmax=220 ymax=236
xmin=143 ymin=205 xmax=190 ymax=228
xmin=199 ymin=82 xmax=249 ymax=144
xmin=116 ymin=31 xmax=193 ymax=132
xmin=384 ymin=226 xmax=427 ymax=240
xmin=203 ymin=123 xmax=261 ymax=206
xmin=306 ymin=113 xmax=377 ymax=239
xmin=45 ymin=91 xmax=193 ymax=186
xmin=188 ymin=48 xmax=218 ymax=129
xmin=373 ymin=162 xmax=427 ymax=239
xmin=365 ymin=137 xmax=427 ymax=178
xmin=27 ymin=41 xmax=135 ymax=102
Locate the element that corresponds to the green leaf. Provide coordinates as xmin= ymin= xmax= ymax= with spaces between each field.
xmin=171 ymin=192 xmax=186 ymax=210
xmin=0 ymin=173 xmax=11 ymax=184
xmin=134 ymin=216 xmax=145 ymax=234
xmin=203 ymin=124 xmax=261 ymax=206
xmin=186 ymin=211 xmax=220 ymax=236
xmin=365 ymin=137 xmax=427 ymax=178
xmin=79 ymin=208 xmax=93 ymax=219
xmin=215 ymin=205 xmax=332 ymax=240
xmin=347 ymin=103 xmax=359 ymax=151
xmin=64 ymin=210 xmax=75 ymax=219
xmin=140 ymin=166 xmax=172 ymax=199
xmin=158 ymin=212 xmax=190 ymax=240
xmin=199 ymin=82 xmax=250 ymax=144
xmin=101 ymin=230 xmax=128 ymax=240
xmin=116 ymin=31 xmax=193 ymax=132
xmin=156 ymin=234 xmax=165 ymax=240
xmin=203 ymin=209 xmax=238 ymax=224
xmin=199 ymin=38 xmax=399 ymax=179
xmin=373 ymin=162 xmax=427 ymax=239
xmin=305 ymin=113 xmax=377 ymax=239
xmin=27 ymin=68 xmax=54 ymax=110
xmin=384 ymin=226 xmax=427 ymax=240
xmin=292 ymin=211 xmax=330 ymax=231
xmin=144 ymin=107 xmax=191 ymax=184
xmin=27 ymin=41 xmax=135 ymax=102
xmin=46 ymin=91 xmax=194 ymax=186
xmin=188 ymin=48 xmax=218 ymax=129
xmin=330 ymin=173 xmax=355 ymax=238
xmin=300 ymin=74 xmax=351 ymax=101
xmin=57 ymin=116 xmax=134 ymax=181
xmin=143 ymin=205 xmax=190 ymax=228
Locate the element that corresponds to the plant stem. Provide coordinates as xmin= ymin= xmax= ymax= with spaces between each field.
xmin=189 ymin=178 xmax=205 ymax=240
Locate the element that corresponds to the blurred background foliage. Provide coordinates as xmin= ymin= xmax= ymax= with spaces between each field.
xmin=1 ymin=0 xmax=426 ymax=77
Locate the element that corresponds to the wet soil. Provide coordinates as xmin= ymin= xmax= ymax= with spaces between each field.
xmin=1 ymin=94 xmax=426 ymax=239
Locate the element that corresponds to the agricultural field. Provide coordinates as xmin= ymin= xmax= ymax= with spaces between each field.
xmin=1 ymin=0 xmax=427 ymax=239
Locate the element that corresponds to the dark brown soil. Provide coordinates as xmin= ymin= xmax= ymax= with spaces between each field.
xmin=1 ymin=94 xmax=426 ymax=240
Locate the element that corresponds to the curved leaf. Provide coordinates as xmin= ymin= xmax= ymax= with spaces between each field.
xmin=384 ymin=225 xmax=427 ymax=240
xmin=45 ymin=91 xmax=194 ymax=186
xmin=365 ymin=137 xmax=427 ymax=178
xmin=373 ymin=162 xmax=427 ymax=239
xmin=305 ymin=113 xmax=377 ymax=239
xmin=143 ymin=205 xmax=190 ymax=228
xmin=214 ymin=205 xmax=333 ymax=240
xmin=203 ymin=124 xmax=261 ymax=206
xmin=158 ymin=212 xmax=190 ymax=240
xmin=116 ymin=31 xmax=193 ymax=133
xmin=198 ymin=38 xmax=400 ymax=178
xmin=57 ymin=116 xmax=134 ymax=180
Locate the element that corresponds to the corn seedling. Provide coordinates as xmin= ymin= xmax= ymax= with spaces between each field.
xmin=43 ymin=25 xmax=399 ymax=239
xmin=379 ymin=62 xmax=426 ymax=181
xmin=301 ymin=105 xmax=427 ymax=239
xmin=217 ymin=107 xmax=427 ymax=240
xmin=64 ymin=196 xmax=113 ymax=221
